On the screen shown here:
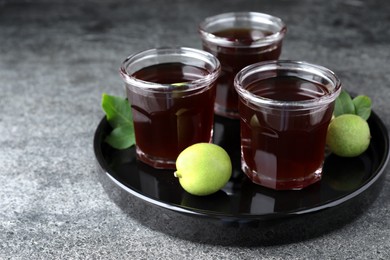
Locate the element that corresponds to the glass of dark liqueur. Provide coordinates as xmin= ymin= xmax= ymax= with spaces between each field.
xmin=199 ymin=12 xmax=287 ymax=119
xmin=234 ymin=61 xmax=342 ymax=190
xmin=120 ymin=47 xmax=221 ymax=169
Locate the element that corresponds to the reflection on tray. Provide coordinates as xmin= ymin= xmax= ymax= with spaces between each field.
xmin=95 ymin=112 xmax=389 ymax=219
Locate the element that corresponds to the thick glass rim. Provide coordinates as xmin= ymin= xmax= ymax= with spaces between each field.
xmin=198 ymin=12 xmax=287 ymax=48
xmin=120 ymin=47 xmax=221 ymax=92
xmin=234 ymin=60 xmax=342 ymax=109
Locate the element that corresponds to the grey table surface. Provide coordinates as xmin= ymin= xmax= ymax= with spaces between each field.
xmin=1 ymin=0 xmax=389 ymax=259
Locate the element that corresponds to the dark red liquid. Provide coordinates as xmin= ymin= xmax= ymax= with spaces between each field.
xmin=127 ymin=63 xmax=216 ymax=169
xmin=239 ymin=76 xmax=334 ymax=190
xmin=202 ymin=28 xmax=283 ymax=118
xmin=213 ymin=28 xmax=274 ymax=43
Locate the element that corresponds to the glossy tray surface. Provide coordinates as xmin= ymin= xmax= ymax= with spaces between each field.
xmin=94 ymin=113 xmax=389 ymax=222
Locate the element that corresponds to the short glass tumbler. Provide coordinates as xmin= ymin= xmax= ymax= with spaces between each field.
xmin=199 ymin=12 xmax=287 ymax=118
xmin=234 ymin=60 xmax=342 ymax=190
xmin=120 ymin=47 xmax=221 ymax=169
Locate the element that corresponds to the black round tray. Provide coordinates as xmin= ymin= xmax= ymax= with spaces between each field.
xmin=94 ymin=112 xmax=389 ymax=245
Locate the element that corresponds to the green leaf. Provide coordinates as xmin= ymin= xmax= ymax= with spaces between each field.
xmin=334 ymin=90 xmax=355 ymax=117
xmin=101 ymin=93 xmax=135 ymax=149
xmin=105 ymin=125 xmax=135 ymax=149
xmin=353 ymin=95 xmax=372 ymax=120
xmin=102 ymin=93 xmax=133 ymax=129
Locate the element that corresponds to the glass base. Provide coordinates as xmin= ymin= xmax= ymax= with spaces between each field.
xmin=242 ymin=160 xmax=323 ymax=190
xmin=214 ymin=104 xmax=239 ymax=119
xmin=136 ymin=147 xmax=176 ymax=169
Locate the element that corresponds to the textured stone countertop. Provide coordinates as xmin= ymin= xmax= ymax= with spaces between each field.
xmin=1 ymin=0 xmax=389 ymax=259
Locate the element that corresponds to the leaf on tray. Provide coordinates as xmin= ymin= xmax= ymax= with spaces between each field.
xmin=101 ymin=93 xmax=135 ymax=149
xmin=334 ymin=90 xmax=355 ymax=117
xmin=353 ymin=95 xmax=372 ymax=121
xmin=333 ymin=90 xmax=372 ymax=121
